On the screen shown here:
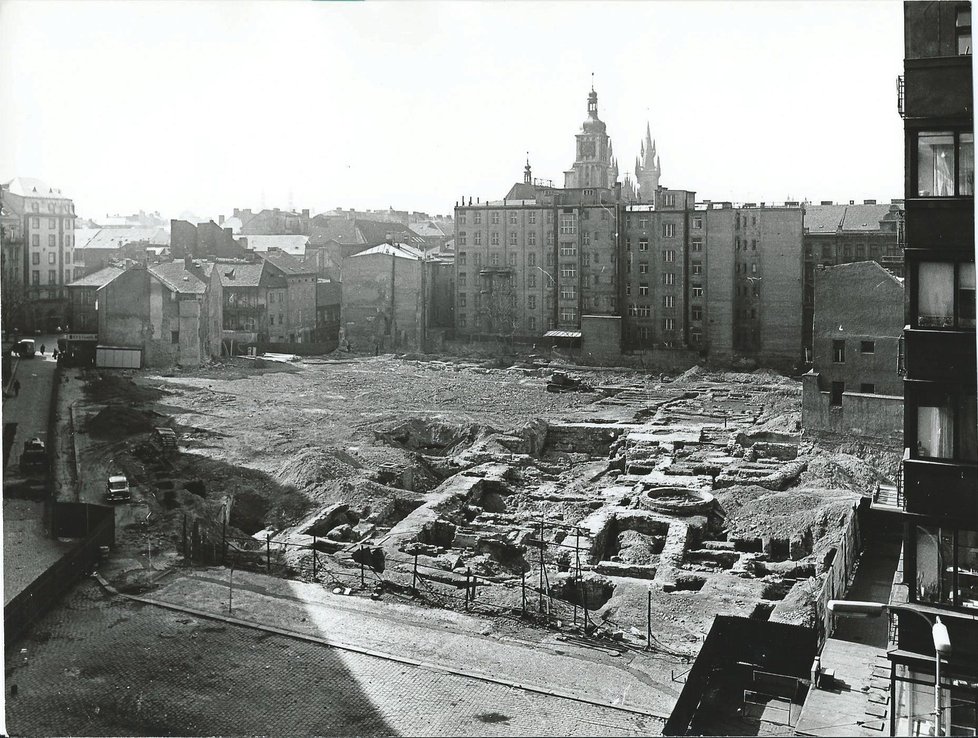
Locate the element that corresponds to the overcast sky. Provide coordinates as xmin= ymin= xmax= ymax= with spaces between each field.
xmin=0 ymin=1 xmax=904 ymax=222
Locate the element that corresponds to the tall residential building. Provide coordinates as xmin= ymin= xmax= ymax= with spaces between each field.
xmin=887 ymin=2 xmax=977 ymax=735
xmin=0 ymin=178 xmax=78 ymax=332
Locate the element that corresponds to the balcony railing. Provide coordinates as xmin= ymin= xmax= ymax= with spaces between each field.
xmin=896 ymin=74 xmax=905 ymax=117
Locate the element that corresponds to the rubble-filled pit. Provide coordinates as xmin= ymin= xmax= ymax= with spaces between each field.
xmin=79 ymin=355 xmax=899 ymax=661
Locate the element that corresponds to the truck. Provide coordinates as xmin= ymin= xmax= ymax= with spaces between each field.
xmin=13 ymin=339 xmax=36 ymax=358
xmin=19 ymin=438 xmax=46 ymax=476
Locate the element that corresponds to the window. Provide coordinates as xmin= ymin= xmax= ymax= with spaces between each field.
xmin=593 ymin=274 xmax=600 ymax=286
xmin=663 ymin=222 xmax=675 ymax=238
xmin=546 ymin=232 xmax=554 ymax=246
xmin=735 ymin=237 xmax=740 ymax=251
xmin=506 ymin=252 xmax=515 ymax=266
xmin=638 ymin=261 xmax=649 ymax=274
xmin=918 ymin=261 xmax=976 ymax=328
xmin=833 ymin=340 xmax=845 ymax=363
xmin=559 ymin=308 xmax=577 ymax=322
xmin=582 ymin=231 xmax=591 ymax=246
xmin=664 ymin=272 xmax=675 ymax=285
xmin=692 ymin=285 xmax=703 ymax=298
xmin=509 ymin=211 xmax=518 ymax=225
xmin=638 ymin=305 xmax=651 ymax=317
xmin=692 ymin=215 xmax=703 ymax=229
xmin=459 ymin=294 xmax=467 ymax=307
xmin=860 ymin=383 xmax=875 ymax=394
xmin=528 ymin=316 xmax=536 ymax=331
xmin=545 ymin=252 xmax=553 ymax=266
xmin=31 ymin=216 xmax=39 ymax=229
xmin=458 ymin=213 xmax=466 ymax=225
xmin=490 ymin=232 xmax=499 ymax=246
xmin=560 ymin=286 xmax=577 ymax=299
xmin=691 ymin=261 xmax=703 ymax=276
xmin=528 ymin=296 xmax=536 ymax=310
xmin=830 ymin=381 xmax=844 ymax=406
xmin=663 ymin=295 xmax=675 ymax=308
xmin=473 ymin=253 xmax=482 ymax=266
xmin=582 ymin=252 xmax=590 ymax=266
xmin=509 ymin=232 xmax=517 ymax=246
xmin=527 ymin=231 xmax=536 ymax=246
xmin=48 ymin=218 xmax=56 ymax=229
xmin=473 ymin=231 xmax=482 ymax=246
xmin=171 ymin=331 xmax=180 ymax=345
xmin=491 ymin=212 xmax=500 ymax=225
xmin=692 ymin=306 xmax=703 ymax=321
xmin=639 ymin=238 xmax=649 ymax=252
xmin=625 ymin=238 xmax=631 ymax=252
xmin=559 ymin=214 xmax=576 ymax=234
xmin=593 ymin=251 xmax=599 ymax=264
xmin=490 ymin=253 xmax=499 ymax=266
xmin=474 ymin=212 xmax=482 ymax=225
xmin=662 ymin=193 xmax=676 ymax=207
xmin=458 ymin=231 xmax=467 ymax=246
xmin=663 ymin=250 xmax=675 ymax=263
xmin=691 ymin=237 xmax=703 ymax=252
xmin=860 ymin=340 xmax=875 ymax=354
xmin=31 ymin=270 xmax=40 ymax=285
xmin=47 ymin=203 xmax=54 ymax=213
xmin=528 ymin=211 xmax=536 ymax=225
xmin=639 ymin=283 xmax=649 ymax=296
xmin=915 ymin=390 xmax=977 ymax=461
xmin=625 ymin=284 xmax=631 ymax=296
xmin=855 ymin=244 xmax=865 ymax=259
xmin=48 ymin=234 xmax=55 ymax=247
xmin=916 ymin=131 xmax=974 ymax=196
xmin=663 ymin=318 xmax=675 ymax=331
xmin=958 ymin=6 xmax=972 ymax=55
xmin=458 ymin=272 xmax=466 ymax=287
xmin=31 ymin=252 xmax=39 ymax=265
xmin=48 ymin=252 xmax=55 ymax=264
xmin=751 ymin=239 xmax=756 ymax=251
xmin=528 ymin=252 xmax=536 ymax=267
xmin=751 ymin=263 xmax=758 ymax=274
xmin=31 ymin=203 xmax=38 ymax=212
xmin=639 ymin=216 xmax=649 ymax=230
xmin=915 ymin=526 xmax=978 ymax=611
xmin=458 ymin=252 xmax=466 ymax=266
xmin=559 ymin=244 xmax=576 ymax=256
xmin=47 ymin=269 xmax=56 ymax=284
xmin=459 ymin=314 xmax=467 ymax=328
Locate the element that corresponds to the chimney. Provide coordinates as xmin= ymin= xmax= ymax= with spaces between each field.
xmin=849 ymin=200 xmax=855 ymax=205
xmin=233 ymin=208 xmax=240 ymax=218
xmin=302 ymin=208 xmax=309 ymax=219
xmin=184 ymin=254 xmax=193 ymax=271
xmin=863 ymin=199 xmax=877 ymax=205
xmin=820 ymin=200 xmax=833 ymax=205
xmin=385 ymin=233 xmax=393 ymax=245
xmin=219 ymin=214 xmax=225 ymax=225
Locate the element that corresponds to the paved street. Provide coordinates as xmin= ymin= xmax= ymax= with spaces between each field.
xmin=5 ymin=579 xmax=664 ymax=736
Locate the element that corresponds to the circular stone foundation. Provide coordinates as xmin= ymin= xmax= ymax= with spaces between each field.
xmin=640 ymin=486 xmax=715 ymax=516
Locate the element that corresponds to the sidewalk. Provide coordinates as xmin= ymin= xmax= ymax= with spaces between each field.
xmin=144 ymin=567 xmax=683 ymax=718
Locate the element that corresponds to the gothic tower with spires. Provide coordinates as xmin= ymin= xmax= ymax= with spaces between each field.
xmin=634 ymin=122 xmax=661 ymax=203
xmin=563 ymin=85 xmax=618 ymax=190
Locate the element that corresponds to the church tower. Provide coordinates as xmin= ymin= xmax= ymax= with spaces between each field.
xmin=634 ymin=122 xmax=661 ymax=203
xmin=563 ymin=86 xmax=617 ymax=190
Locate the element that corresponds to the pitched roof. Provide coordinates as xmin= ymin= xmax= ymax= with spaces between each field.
xmin=841 ymin=204 xmax=895 ymax=231
xmin=309 ymin=216 xmax=361 ymax=244
xmin=350 ymin=242 xmax=424 ymax=260
xmin=240 ymin=234 xmax=309 ymax=256
xmin=409 ymin=221 xmax=449 ymax=238
xmin=4 ymin=177 xmax=69 ymax=199
xmin=259 ymin=248 xmax=315 ymax=276
xmin=215 ymin=261 xmax=270 ymax=287
xmin=504 ymin=182 xmax=541 ymax=201
xmin=73 ymin=227 xmax=102 ymax=249
xmin=804 ymin=203 xmax=897 ymax=234
xmin=148 ymin=261 xmax=209 ymax=295
xmin=75 ymin=227 xmax=170 ymax=249
xmin=355 ymin=219 xmax=415 ymax=246
xmin=67 ymin=265 xmax=125 ymax=288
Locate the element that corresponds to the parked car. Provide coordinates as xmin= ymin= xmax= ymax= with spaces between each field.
xmin=19 ymin=437 xmax=46 ymax=475
xmin=14 ymin=339 xmax=35 ymax=358
xmin=105 ymin=474 xmax=131 ymax=503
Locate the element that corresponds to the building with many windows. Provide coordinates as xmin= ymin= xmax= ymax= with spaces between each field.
xmin=881 ymin=3 xmax=977 ymax=735
xmin=0 ymin=177 xmax=78 ymax=332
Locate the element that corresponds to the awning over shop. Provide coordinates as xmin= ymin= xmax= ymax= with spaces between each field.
xmin=543 ymin=330 xmax=582 ymax=339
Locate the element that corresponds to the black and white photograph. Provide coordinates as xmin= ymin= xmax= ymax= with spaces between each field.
xmin=0 ymin=1 xmax=975 ymax=736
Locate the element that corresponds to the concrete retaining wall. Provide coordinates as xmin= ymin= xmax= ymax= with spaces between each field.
xmin=802 ymin=374 xmax=902 ymax=447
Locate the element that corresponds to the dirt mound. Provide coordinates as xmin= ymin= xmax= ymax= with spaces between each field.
xmin=83 ymin=374 xmax=168 ymax=404
xmin=86 ymin=405 xmax=159 ymax=438
xmin=715 ymin=484 xmax=858 ymax=541
xmin=276 ymin=448 xmax=360 ymax=489
xmin=377 ymin=418 xmax=491 ymax=456
xmin=800 ymin=452 xmax=888 ymax=493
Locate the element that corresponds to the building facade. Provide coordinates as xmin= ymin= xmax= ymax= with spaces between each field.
xmin=802 ymin=201 xmax=905 ymax=359
xmin=1 ymin=178 xmax=79 ymax=332
xmin=886 ymin=3 xmax=977 ymax=735
xmin=801 ymin=261 xmax=904 ymax=445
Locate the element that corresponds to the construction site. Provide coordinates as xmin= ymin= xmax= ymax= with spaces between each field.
xmin=64 ymin=351 xmax=900 ymax=666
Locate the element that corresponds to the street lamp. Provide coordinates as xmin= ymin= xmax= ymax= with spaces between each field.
xmin=828 ymin=600 xmax=951 ymax=735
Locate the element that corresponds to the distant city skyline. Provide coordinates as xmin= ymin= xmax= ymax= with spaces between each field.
xmin=0 ymin=1 xmax=904 ymax=221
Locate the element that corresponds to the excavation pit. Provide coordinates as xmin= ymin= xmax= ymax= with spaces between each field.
xmin=640 ymin=486 xmax=715 ymax=516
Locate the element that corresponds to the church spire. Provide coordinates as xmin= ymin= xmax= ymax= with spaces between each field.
xmin=524 ymin=153 xmax=532 ymax=184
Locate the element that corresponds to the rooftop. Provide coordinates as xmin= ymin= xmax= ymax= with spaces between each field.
xmin=3 ymin=177 xmax=70 ymax=199
xmin=148 ymin=261 xmax=209 ymax=295
xmin=240 ymin=234 xmax=309 ymax=256
xmin=75 ymin=227 xmax=170 ymax=250
xmin=350 ymin=242 xmax=424 ymax=260
xmin=66 ymin=265 xmax=125 ymax=288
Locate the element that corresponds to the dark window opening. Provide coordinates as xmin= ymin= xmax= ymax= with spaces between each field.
xmin=860 ymin=340 xmax=875 ymax=354
xmin=830 ymin=381 xmax=844 ymax=407
xmin=860 ymin=383 xmax=875 ymax=394
xmin=832 ymin=340 xmax=845 ymax=363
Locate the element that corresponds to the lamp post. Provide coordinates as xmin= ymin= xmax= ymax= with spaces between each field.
xmin=828 ymin=600 xmax=951 ymax=735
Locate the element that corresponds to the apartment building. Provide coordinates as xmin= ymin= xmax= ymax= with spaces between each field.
xmin=0 ymin=177 xmax=79 ymax=332
xmin=886 ymin=3 xmax=977 ymax=735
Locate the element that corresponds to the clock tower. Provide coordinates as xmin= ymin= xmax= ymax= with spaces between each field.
xmin=563 ymin=86 xmax=617 ymax=190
